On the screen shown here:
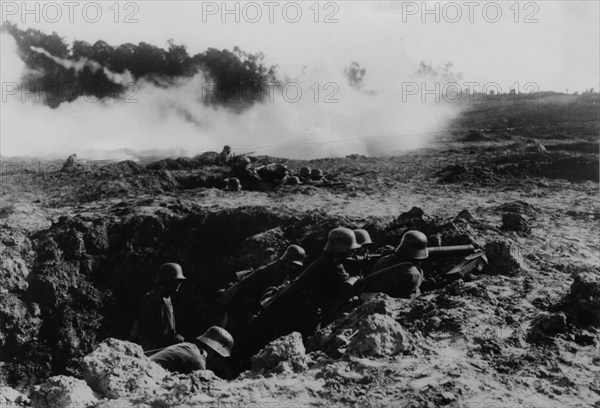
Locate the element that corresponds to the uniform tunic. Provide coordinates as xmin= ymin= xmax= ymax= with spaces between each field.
xmin=362 ymin=261 xmax=423 ymax=298
xmin=138 ymin=290 xmax=177 ymax=350
xmin=150 ymin=342 xmax=207 ymax=373
xmin=291 ymin=253 xmax=349 ymax=309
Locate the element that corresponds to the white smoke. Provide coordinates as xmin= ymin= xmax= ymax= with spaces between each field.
xmin=2 ymin=33 xmax=459 ymax=160
xmin=30 ymin=46 xmax=134 ymax=85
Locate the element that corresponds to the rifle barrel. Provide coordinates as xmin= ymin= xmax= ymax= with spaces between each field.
xmin=428 ymin=245 xmax=475 ymax=255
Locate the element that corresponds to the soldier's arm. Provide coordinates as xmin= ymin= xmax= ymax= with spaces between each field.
xmin=161 ymin=299 xmax=184 ymax=345
xmin=334 ymin=262 xmax=350 ymax=282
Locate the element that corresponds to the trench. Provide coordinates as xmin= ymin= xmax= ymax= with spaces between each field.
xmin=1 ymin=204 xmax=475 ymax=387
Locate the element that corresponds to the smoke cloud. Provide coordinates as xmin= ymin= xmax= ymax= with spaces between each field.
xmin=29 ymin=46 xmax=134 ymax=86
xmin=1 ymin=28 xmax=460 ymax=160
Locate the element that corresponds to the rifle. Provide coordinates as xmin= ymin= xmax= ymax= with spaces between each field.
xmin=356 ymin=244 xmax=477 ymax=263
xmin=428 ymin=245 xmax=476 ymax=256
xmin=443 ymin=250 xmax=488 ymax=281
xmin=259 ymin=282 xmax=292 ymax=309
xmin=215 ymin=269 xmax=253 ymax=308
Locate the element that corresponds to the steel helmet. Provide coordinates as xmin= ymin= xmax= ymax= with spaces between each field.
xmin=310 ymin=168 xmax=324 ymax=180
xmin=353 ymin=229 xmax=373 ymax=246
xmin=299 ymin=167 xmax=311 ymax=177
xmin=280 ymin=244 xmax=306 ymax=266
xmin=156 ymin=263 xmax=186 ymax=283
xmin=196 ymin=326 xmax=234 ymax=357
xmin=223 ymin=145 xmax=231 ymax=151
xmin=395 ymin=230 xmax=428 ymax=260
xmin=324 ymin=227 xmax=361 ymax=253
xmin=275 ymin=163 xmax=288 ymax=175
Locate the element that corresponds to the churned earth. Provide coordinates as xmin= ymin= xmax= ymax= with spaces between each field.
xmin=0 ymin=94 xmax=599 ymax=407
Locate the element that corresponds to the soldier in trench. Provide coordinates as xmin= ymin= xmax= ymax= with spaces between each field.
xmin=216 ymin=245 xmax=307 ymax=341
xmin=262 ymin=228 xmax=358 ymax=335
xmin=150 ymin=326 xmax=236 ymax=379
xmin=360 ymin=230 xmax=427 ymax=298
xmin=133 ymin=263 xmax=187 ymax=351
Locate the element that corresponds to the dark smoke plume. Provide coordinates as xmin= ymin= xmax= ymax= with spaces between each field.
xmin=2 ymin=23 xmax=278 ymax=109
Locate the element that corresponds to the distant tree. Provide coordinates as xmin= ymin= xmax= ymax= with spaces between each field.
xmin=92 ymin=40 xmax=114 ymax=66
xmin=3 ymin=23 xmax=279 ymax=109
xmin=71 ymin=40 xmax=94 ymax=59
xmin=165 ymin=39 xmax=190 ymax=76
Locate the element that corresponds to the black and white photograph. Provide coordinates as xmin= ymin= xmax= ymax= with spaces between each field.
xmin=1 ymin=1 xmax=599 ymax=407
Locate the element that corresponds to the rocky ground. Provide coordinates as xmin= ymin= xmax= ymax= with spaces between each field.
xmin=0 ymin=94 xmax=599 ymax=407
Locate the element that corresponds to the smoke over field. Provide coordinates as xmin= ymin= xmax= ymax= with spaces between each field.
xmin=1 ymin=26 xmax=458 ymax=159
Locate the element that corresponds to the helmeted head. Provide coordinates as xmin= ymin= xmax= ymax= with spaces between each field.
xmin=156 ymin=263 xmax=186 ymax=283
xmin=196 ymin=326 xmax=234 ymax=358
xmin=275 ymin=163 xmax=288 ymax=176
xmin=395 ymin=230 xmax=428 ymax=260
xmin=299 ymin=167 xmax=311 ymax=178
xmin=235 ymin=156 xmax=251 ymax=168
xmin=310 ymin=168 xmax=324 ymax=180
xmin=280 ymin=244 xmax=306 ymax=267
xmin=324 ymin=227 xmax=361 ymax=253
xmin=223 ymin=145 xmax=231 ymax=152
xmin=353 ymin=229 xmax=373 ymax=246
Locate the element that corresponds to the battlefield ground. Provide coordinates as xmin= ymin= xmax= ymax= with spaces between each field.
xmin=0 ymin=92 xmax=599 ymax=407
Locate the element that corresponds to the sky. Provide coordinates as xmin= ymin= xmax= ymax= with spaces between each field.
xmin=1 ymin=1 xmax=599 ymax=158
xmin=3 ymin=0 xmax=598 ymax=91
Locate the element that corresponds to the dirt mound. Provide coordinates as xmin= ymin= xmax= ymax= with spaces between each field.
xmin=437 ymin=152 xmax=599 ymax=183
xmin=251 ymin=332 xmax=309 ymax=374
xmin=460 ymin=131 xmax=488 ymax=142
xmin=0 ymin=386 xmax=28 ymax=406
xmin=30 ymin=375 xmax=98 ymax=408
xmin=308 ymin=294 xmax=412 ymax=358
xmin=146 ymin=152 xmax=219 ymax=170
xmin=563 ymin=265 xmax=600 ymax=328
xmin=82 ymin=338 xmax=168 ymax=399
xmin=545 ymin=141 xmax=599 ymax=154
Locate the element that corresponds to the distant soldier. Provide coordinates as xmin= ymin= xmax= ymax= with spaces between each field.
xmin=61 ymin=153 xmax=78 ymax=172
xmin=150 ymin=326 xmax=235 ymax=379
xmin=257 ymin=163 xmax=289 ymax=187
xmin=215 ymin=145 xmax=234 ymax=165
xmin=298 ymin=166 xmax=312 ymax=183
xmin=136 ymin=263 xmax=187 ymax=351
xmin=231 ymin=156 xmax=261 ymax=191
xmin=361 ymin=230 xmax=427 ymax=298
xmin=310 ymin=168 xmax=324 ymax=181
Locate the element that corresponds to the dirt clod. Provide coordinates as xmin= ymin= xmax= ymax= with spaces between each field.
xmin=501 ymin=212 xmax=530 ymax=234
xmin=30 ymin=375 xmax=98 ymax=408
xmin=81 ymin=338 xmax=168 ymax=399
xmin=251 ymin=332 xmax=309 ymax=375
xmin=0 ymin=386 xmax=29 ymax=406
xmin=532 ymin=312 xmax=567 ymax=334
xmin=564 ymin=267 xmax=600 ymax=328
xmin=485 ymin=240 xmax=526 ymax=275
